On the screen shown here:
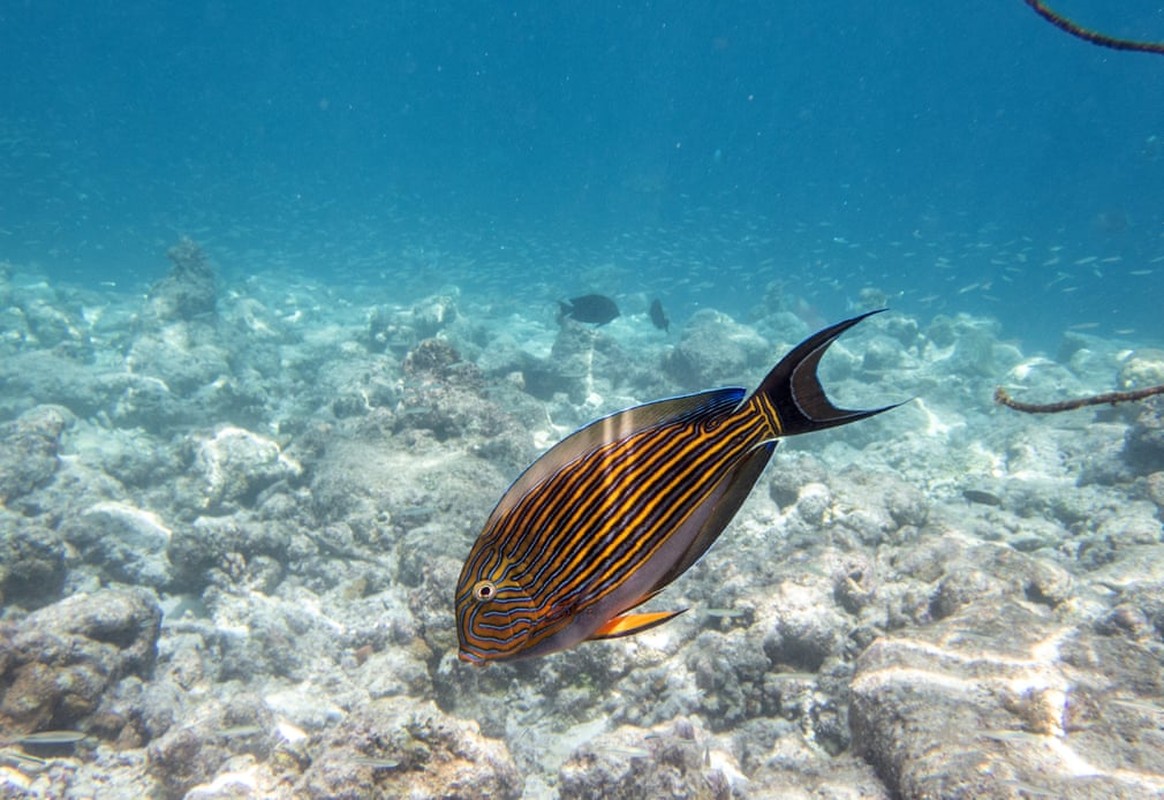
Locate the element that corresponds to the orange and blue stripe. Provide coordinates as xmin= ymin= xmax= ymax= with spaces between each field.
xmin=456 ymin=310 xmax=895 ymax=664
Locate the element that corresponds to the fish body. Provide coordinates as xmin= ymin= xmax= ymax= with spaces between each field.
xmin=456 ymin=311 xmax=895 ymax=665
xmin=649 ymin=298 xmax=670 ymax=332
xmin=558 ymin=294 xmax=620 ymax=325
xmin=15 ymin=730 xmax=88 ymax=746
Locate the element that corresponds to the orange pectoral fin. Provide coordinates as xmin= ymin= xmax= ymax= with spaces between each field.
xmin=588 ymin=609 xmax=686 ymax=641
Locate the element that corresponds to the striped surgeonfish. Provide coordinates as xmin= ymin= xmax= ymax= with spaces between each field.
xmin=456 ymin=311 xmax=897 ymax=665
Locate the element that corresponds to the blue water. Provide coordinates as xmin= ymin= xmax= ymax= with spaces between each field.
xmin=2 ymin=1 xmax=1162 ymax=351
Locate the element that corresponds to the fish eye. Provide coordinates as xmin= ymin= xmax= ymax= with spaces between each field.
xmin=472 ymin=580 xmax=496 ymax=602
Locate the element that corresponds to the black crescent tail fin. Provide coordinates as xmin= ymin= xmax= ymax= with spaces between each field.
xmin=752 ymin=309 xmax=900 ymax=438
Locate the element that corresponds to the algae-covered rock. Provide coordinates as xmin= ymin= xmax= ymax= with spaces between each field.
xmin=124 ymin=325 xmax=232 ymax=396
xmin=521 ymin=321 xmax=600 ymax=403
xmin=0 ymin=587 xmax=162 ymax=734
xmin=768 ymin=452 xmax=830 ymax=509
xmin=145 ymin=687 xmax=276 ymax=798
xmin=851 ymin=593 xmax=1164 ymax=799
xmin=0 ymin=404 xmax=70 ymax=504
xmin=0 ymin=510 xmax=66 ymax=608
xmin=663 ymin=309 xmax=770 ymax=389
xmin=22 ymin=295 xmax=92 ymax=356
xmin=181 ymin=426 xmax=303 ymax=513
xmin=1146 ymin=471 xmax=1164 ymax=512
xmin=1124 ymin=399 xmax=1164 ymax=474
xmin=1119 ymin=349 xmax=1164 ymax=390
xmin=146 ymin=237 xmax=218 ymax=323
xmin=298 ymin=697 xmax=522 ymax=800
xmin=367 ymin=293 xmax=458 ymax=355
xmin=559 ymin=718 xmax=744 ymax=800
xmin=61 ymin=501 xmax=174 ymax=588
xmin=762 ymin=580 xmax=849 ymax=672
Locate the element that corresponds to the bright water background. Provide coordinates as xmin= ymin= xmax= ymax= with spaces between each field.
xmin=2 ymin=1 xmax=1162 ymax=352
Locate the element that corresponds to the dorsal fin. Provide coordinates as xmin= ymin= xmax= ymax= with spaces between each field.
xmin=482 ymin=387 xmax=745 ymax=529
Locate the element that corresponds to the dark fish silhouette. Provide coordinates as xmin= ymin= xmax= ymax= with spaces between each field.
xmin=558 ymin=294 xmax=620 ymax=325
xmin=456 ymin=311 xmax=898 ymax=664
xmin=649 ymin=298 xmax=670 ymax=332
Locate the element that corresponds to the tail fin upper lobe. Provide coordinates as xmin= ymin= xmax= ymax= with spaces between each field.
xmin=752 ymin=309 xmax=899 ymax=438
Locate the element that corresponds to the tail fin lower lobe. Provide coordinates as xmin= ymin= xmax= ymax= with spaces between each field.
xmin=751 ymin=309 xmax=900 ymax=438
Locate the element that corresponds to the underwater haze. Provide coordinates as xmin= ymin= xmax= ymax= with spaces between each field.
xmin=1 ymin=2 xmax=1164 ymax=798
xmin=3 ymin=2 xmax=1163 ymax=347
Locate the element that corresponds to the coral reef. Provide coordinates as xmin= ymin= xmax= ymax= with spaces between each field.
xmin=1 ymin=256 xmax=1162 ymax=798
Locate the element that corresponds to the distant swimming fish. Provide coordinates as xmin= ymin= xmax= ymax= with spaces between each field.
xmin=703 ymin=607 xmax=747 ymax=619
xmin=649 ymin=298 xmax=670 ymax=332
xmin=558 ymin=294 xmax=620 ymax=325
xmin=456 ymin=311 xmax=897 ymax=664
xmin=351 ymin=757 xmax=401 ymax=770
xmin=962 ymin=488 xmax=1003 ymax=506
xmin=15 ymin=730 xmax=88 ymax=746
xmin=216 ymin=725 xmax=263 ymax=739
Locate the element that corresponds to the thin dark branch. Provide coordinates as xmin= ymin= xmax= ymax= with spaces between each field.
xmin=995 ymin=384 xmax=1164 ymax=414
xmin=1023 ymin=0 xmax=1164 ymax=55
